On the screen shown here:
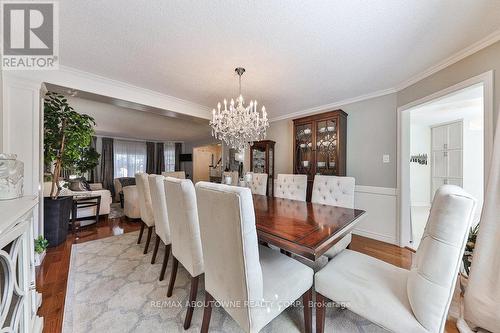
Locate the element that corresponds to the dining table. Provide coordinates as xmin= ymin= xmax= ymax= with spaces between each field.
xmin=253 ymin=194 xmax=366 ymax=261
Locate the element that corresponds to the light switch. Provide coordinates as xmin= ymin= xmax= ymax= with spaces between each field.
xmin=383 ymin=154 xmax=390 ymax=163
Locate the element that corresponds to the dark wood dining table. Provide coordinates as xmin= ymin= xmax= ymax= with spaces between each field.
xmin=253 ymin=194 xmax=366 ymax=261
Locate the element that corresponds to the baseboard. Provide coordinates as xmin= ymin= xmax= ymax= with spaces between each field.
xmin=352 ymin=229 xmax=398 ymax=245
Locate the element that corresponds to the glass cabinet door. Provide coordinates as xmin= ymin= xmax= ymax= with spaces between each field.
xmin=295 ymin=123 xmax=314 ymax=176
xmin=268 ymin=146 xmax=274 ymax=196
xmin=252 ymin=146 xmax=266 ymax=173
xmin=315 ymin=118 xmax=337 ymax=175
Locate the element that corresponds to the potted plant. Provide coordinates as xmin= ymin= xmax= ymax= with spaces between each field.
xmin=460 ymin=223 xmax=479 ymax=294
xmin=34 ymin=235 xmax=49 ymax=265
xmin=43 ymin=92 xmax=97 ymax=246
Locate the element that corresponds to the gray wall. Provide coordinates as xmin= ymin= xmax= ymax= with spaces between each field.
xmin=266 ymin=93 xmax=398 ymax=188
xmin=398 ymin=40 xmax=500 ymax=127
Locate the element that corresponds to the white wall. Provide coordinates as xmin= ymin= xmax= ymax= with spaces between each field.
xmin=463 ymin=117 xmax=484 ymax=222
xmin=410 ymin=124 xmax=431 ymax=206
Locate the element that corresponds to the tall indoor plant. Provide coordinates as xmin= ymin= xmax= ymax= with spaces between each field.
xmin=43 ymin=91 xmax=97 ymax=246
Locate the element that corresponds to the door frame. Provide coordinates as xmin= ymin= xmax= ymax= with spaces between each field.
xmin=397 ymin=70 xmax=493 ymax=248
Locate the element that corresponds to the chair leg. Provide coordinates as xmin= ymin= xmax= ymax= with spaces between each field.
xmin=151 ymin=235 xmax=160 ymax=264
xmin=316 ymin=292 xmax=327 ymax=333
xmin=167 ymin=257 xmax=178 ymax=297
xmin=143 ymin=226 xmax=153 ymax=254
xmin=137 ymin=222 xmax=145 ymax=244
xmin=183 ymin=274 xmax=200 ymax=330
xmin=159 ymin=244 xmax=171 ymax=281
xmin=201 ymin=292 xmax=214 ymax=333
xmin=303 ymin=288 xmax=313 ymax=333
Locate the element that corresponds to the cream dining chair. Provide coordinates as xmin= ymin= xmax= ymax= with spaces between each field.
xmin=312 ymin=175 xmax=356 ymax=258
xmin=161 ymin=170 xmax=186 ymax=179
xmin=315 ymin=185 xmax=476 ymax=333
xmin=135 ymin=173 xmax=155 ymax=254
xmin=195 ymin=182 xmax=314 ymax=333
xmin=147 ymin=175 xmax=172 ymax=281
xmin=275 ymin=174 xmax=307 ymax=201
xmin=164 ymin=177 xmax=204 ymax=329
xmin=247 ymin=172 xmax=268 ymax=195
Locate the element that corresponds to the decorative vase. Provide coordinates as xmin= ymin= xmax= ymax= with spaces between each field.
xmin=459 ymin=272 xmax=468 ymax=296
xmin=0 ymin=153 xmax=24 ymax=200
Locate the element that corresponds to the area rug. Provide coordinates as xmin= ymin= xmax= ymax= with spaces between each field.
xmin=63 ymin=231 xmax=386 ymax=333
xmin=108 ymin=202 xmax=125 ymax=219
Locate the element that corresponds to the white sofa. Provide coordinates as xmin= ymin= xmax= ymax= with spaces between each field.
xmin=43 ymin=182 xmax=112 ymax=219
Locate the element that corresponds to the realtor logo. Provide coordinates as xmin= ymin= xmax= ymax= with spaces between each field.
xmin=2 ymin=1 xmax=59 ymax=69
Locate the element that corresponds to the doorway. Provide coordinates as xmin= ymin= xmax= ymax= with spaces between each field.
xmin=398 ymin=71 xmax=493 ymax=249
xmin=193 ymin=144 xmax=222 ymax=183
xmin=408 ymin=84 xmax=484 ymax=248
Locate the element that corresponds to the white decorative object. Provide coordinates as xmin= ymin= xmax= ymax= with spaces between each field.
xmin=210 ymin=67 xmax=269 ymax=151
xmin=0 ymin=153 xmax=24 ymax=200
xmin=0 ymin=196 xmax=43 ymax=333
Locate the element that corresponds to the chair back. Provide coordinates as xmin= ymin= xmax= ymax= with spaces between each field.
xmin=135 ymin=173 xmax=155 ymax=226
xmin=407 ymin=185 xmax=476 ymax=333
xmin=247 ymin=172 xmax=268 ymax=195
xmin=196 ymin=181 xmax=263 ymax=332
xmin=275 ymin=174 xmax=307 ymax=201
xmin=161 ymin=171 xmax=186 ymax=179
xmin=222 ymin=171 xmax=239 ymax=185
xmin=164 ymin=177 xmax=204 ymax=277
xmin=148 ymin=175 xmax=171 ymax=245
xmin=311 ymin=175 xmax=355 ymax=208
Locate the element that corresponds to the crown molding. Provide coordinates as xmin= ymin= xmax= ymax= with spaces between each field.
xmin=270 ymin=28 xmax=500 ymax=123
xmin=396 ymin=29 xmax=500 ymax=91
xmin=269 ymin=87 xmax=397 ymax=122
xmin=57 ymin=65 xmax=212 ymax=116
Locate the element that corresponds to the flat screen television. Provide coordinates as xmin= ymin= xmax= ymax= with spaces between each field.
xmin=179 ymin=153 xmax=192 ymax=162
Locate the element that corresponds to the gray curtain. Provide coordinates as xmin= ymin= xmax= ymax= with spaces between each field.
xmin=175 ymin=142 xmax=182 ymax=171
xmin=90 ymin=136 xmax=98 ymax=183
xmin=146 ymin=142 xmax=156 ymax=174
xmin=156 ymin=142 xmax=165 ymax=174
xmin=100 ymin=137 xmax=114 ymax=196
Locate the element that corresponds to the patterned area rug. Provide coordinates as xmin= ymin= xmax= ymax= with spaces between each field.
xmin=108 ymin=202 xmax=124 ymax=219
xmin=63 ymin=231 xmax=386 ymax=333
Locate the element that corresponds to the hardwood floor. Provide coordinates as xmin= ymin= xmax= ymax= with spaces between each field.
xmin=36 ymin=216 xmax=458 ymax=333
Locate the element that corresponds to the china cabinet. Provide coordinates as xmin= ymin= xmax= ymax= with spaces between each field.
xmin=249 ymin=140 xmax=275 ymax=196
xmin=0 ymin=196 xmax=43 ymax=333
xmin=293 ymin=110 xmax=347 ymax=201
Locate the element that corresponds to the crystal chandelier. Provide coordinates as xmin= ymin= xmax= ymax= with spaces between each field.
xmin=210 ymin=67 xmax=269 ymax=151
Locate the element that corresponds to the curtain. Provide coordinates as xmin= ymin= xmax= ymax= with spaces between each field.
xmin=164 ymin=142 xmax=176 ymax=172
xmin=460 ymin=113 xmax=500 ymax=332
xmin=175 ymin=142 xmax=182 ymax=171
xmin=89 ymin=136 xmax=98 ymax=183
xmin=100 ymin=137 xmax=114 ymax=196
xmin=156 ymin=142 xmax=165 ymax=174
xmin=113 ymin=140 xmax=147 ymax=178
xmin=146 ymin=142 xmax=155 ymax=174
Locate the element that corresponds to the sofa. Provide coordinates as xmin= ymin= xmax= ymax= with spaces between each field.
xmin=113 ymin=177 xmax=136 ymax=202
xmin=43 ymin=182 xmax=112 ymax=219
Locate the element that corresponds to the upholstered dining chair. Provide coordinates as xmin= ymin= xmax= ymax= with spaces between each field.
xmin=195 ymin=182 xmax=314 ymax=333
xmin=164 ymin=177 xmax=204 ymax=329
xmin=161 ymin=171 xmax=186 ymax=179
xmin=147 ymin=175 xmax=172 ymax=281
xmin=247 ymin=172 xmax=268 ymax=195
xmin=275 ymin=174 xmax=307 ymax=201
xmin=135 ymin=173 xmax=155 ymax=254
xmin=312 ymin=175 xmax=355 ymax=258
xmin=315 ymin=185 xmax=476 ymax=333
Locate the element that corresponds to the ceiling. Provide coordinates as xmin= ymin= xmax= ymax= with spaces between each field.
xmin=410 ymin=84 xmax=483 ymax=127
xmin=59 ymin=1 xmax=500 ymax=119
xmin=67 ymin=96 xmax=212 ymax=142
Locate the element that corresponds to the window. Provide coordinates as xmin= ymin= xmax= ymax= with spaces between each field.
xmin=164 ymin=142 xmax=176 ymax=172
xmin=114 ymin=140 xmax=147 ymax=177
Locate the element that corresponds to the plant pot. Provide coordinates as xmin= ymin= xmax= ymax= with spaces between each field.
xmin=459 ymin=272 xmax=469 ymax=295
xmin=44 ymin=196 xmax=72 ymax=247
